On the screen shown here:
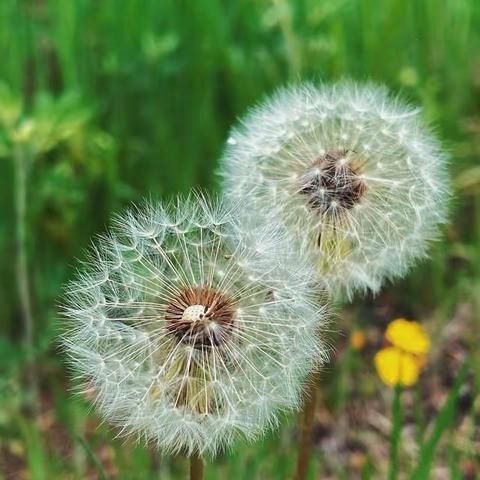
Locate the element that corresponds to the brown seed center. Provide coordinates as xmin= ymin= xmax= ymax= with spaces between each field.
xmin=165 ymin=286 xmax=234 ymax=348
xmin=298 ymin=149 xmax=366 ymax=214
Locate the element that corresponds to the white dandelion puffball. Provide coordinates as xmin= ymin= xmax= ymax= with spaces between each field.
xmin=220 ymin=82 xmax=449 ymax=299
xmin=62 ymin=195 xmax=328 ymax=457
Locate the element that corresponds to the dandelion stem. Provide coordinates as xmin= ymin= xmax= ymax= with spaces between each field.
xmin=388 ymin=384 xmax=402 ymax=480
xmin=189 ymin=453 xmax=204 ymax=480
xmin=295 ymin=367 xmax=320 ymax=480
xmin=13 ymin=144 xmax=37 ymax=409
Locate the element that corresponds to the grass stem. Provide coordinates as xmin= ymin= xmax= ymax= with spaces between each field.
xmin=410 ymin=359 xmax=469 ymax=479
xmin=13 ymin=144 xmax=37 ymax=409
xmin=388 ymin=384 xmax=402 ymax=480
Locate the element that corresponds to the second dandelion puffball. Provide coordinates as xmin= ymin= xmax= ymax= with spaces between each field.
xmin=220 ymin=82 xmax=449 ymax=299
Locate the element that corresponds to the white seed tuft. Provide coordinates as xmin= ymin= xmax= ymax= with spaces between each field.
xmin=219 ymin=82 xmax=449 ymax=299
xmin=61 ymin=194 xmax=329 ymax=456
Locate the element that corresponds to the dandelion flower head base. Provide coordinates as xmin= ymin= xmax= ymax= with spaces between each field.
xmin=298 ymin=149 xmax=366 ymax=216
xmin=165 ymin=287 xmax=234 ymax=348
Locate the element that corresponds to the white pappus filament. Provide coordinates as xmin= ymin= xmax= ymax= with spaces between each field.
xmin=61 ymin=194 xmax=329 ymax=456
xmin=220 ymin=82 xmax=449 ymax=299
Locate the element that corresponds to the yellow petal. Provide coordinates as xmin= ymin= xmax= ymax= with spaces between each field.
xmin=385 ymin=318 xmax=430 ymax=355
xmin=374 ymin=347 xmax=420 ymax=387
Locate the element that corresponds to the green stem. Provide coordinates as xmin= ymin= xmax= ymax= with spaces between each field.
xmin=190 ymin=453 xmax=204 ymax=480
xmin=410 ymin=359 xmax=469 ymax=479
xmin=413 ymin=384 xmax=425 ymax=445
xmin=14 ymin=144 xmax=37 ymax=406
xmin=388 ymin=385 xmax=402 ymax=480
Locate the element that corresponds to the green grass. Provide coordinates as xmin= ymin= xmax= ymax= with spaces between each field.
xmin=0 ymin=0 xmax=479 ymax=478
xmin=410 ymin=359 xmax=470 ymax=479
xmin=388 ymin=385 xmax=402 ymax=480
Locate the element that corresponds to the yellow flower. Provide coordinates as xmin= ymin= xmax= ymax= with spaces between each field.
xmin=374 ymin=347 xmax=420 ymax=387
xmin=374 ymin=319 xmax=430 ymax=387
xmin=350 ymin=330 xmax=366 ymax=351
xmin=385 ymin=318 xmax=430 ymax=355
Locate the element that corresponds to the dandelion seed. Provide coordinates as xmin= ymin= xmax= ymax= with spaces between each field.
xmin=219 ymin=82 xmax=449 ymax=299
xmin=61 ymin=194 xmax=328 ymax=457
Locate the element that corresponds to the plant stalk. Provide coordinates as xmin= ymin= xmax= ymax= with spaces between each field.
xmin=295 ymin=367 xmax=320 ymax=480
xmin=14 ymin=144 xmax=37 ymax=407
xmin=189 ymin=453 xmax=204 ymax=480
xmin=388 ymin=384 xmax=402 ymax=480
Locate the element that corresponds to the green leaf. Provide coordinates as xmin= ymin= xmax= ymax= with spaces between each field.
xmin=410 ymin=359 xmax=469 ymax=480
xmin=77 ymin=436 xmax=109 ymax=480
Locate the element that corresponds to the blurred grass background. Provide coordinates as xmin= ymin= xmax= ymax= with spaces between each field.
xmin=0 ymin=0 xmax=479 ymax=478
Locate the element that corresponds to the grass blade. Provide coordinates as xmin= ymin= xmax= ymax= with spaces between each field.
xmin=410 ymin=359 xmax=469 ymax=480
xmin=388 ymin=384 xmax=402 ymax=480
xmin=77 ymin=436 xmax=109 ymax=480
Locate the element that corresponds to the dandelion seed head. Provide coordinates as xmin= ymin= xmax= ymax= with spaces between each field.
xmin=220 ymin=82 xmax=449 ymax=299
xmin=61 ymin=194 xmax=328 ymax=457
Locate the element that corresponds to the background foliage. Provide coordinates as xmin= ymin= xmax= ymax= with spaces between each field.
xmin=0 ymin=0 xmax=479 ymax=478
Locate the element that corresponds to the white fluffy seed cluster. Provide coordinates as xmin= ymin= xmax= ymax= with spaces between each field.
xmin=220 ymin=82 xmax=449 ymax=299
xmin=62 ymin=195 xmax=328 ymax=457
